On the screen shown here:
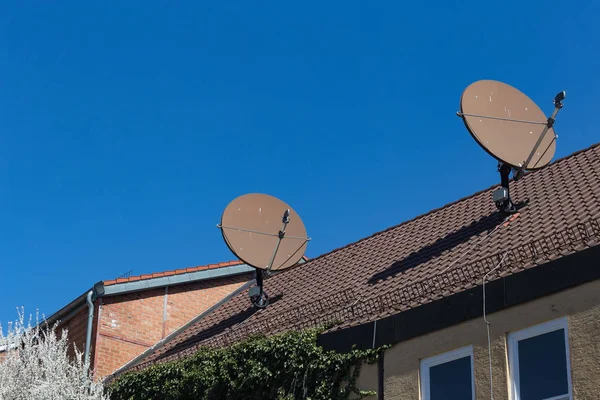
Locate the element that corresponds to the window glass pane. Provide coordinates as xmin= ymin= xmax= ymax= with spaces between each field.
xmin=429 ymin=356 xmax=472 ymax=400
xmin=518 ymin=328 xmax=568 ymax=400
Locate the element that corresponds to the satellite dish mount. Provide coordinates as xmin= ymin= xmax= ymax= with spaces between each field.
xmin=247 ymin=208 xmax=291 ymax=308
xmin=457 ymin=80 xmax=566 ymax=214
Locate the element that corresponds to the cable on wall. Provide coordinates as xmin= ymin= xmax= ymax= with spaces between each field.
xmin=482 ymin=251 xmax=508 ymax=400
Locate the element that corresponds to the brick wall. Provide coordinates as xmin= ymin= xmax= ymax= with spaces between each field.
xmin=93 ymin=273 xmax=252 ymax=378
xmin=59 ymin=305 xmax=92 ymax=360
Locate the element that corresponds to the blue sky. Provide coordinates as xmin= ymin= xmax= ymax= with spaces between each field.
xmin=0 ymin=1 xmax=598 ymax=325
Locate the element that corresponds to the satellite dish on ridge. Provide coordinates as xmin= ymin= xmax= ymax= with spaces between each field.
xmin=218 ymin=193 xmax=310 ymax=308
xmin=457 ymin=80 xmax=566 ymax=213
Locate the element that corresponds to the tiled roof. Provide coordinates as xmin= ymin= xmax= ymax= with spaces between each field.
xmin=123 ymin=142 xmax=600 ymax=374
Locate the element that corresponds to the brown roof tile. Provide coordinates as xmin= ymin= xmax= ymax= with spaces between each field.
xmin=124 ymin=142 xmax=600 ymax=373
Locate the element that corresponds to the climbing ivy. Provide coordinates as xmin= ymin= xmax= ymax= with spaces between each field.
xmin=107 ymin=326 xmax=385 ymax=400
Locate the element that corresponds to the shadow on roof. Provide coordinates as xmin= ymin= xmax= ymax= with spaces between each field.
xmin=367 ymin=209 xmax=511 ymax=284
xmin=156 ymin=293 xmax=284 ymax=362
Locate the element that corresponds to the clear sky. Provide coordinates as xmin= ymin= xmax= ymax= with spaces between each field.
xmin=0 ymin=1 xmax=598 ymax=325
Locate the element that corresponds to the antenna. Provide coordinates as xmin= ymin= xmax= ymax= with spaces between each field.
xmin=116 ymin=269 xmax=134 ymax=279
xmin=217 ymin=193 xmax=311 ymax=308
xmin=457 ymin=80 xmax=566 ymax=213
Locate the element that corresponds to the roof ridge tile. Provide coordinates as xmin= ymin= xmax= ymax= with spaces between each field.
xmin=103 ymin=260 xmax=246 ymax=286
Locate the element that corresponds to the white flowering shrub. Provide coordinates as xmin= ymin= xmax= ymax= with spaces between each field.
xmin=0 ymin=308 xmax=108 ymax=400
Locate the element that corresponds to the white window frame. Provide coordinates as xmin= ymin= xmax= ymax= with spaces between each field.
xmin=420 ymin=345 xmax=475 ymax=400
xmin=507 ymin=317 xmax=573 ymax=400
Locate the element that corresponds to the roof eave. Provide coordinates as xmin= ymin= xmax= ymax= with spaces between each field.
xmin=44 ymin=290 xmax=91 ymax=327
xmin=100 ymin=264 xmax=255 ymax=297
xmin=317 ymin=243 xmax=600 ymax=353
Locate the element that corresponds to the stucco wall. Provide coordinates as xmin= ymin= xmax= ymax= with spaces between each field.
xmin=356 ymin=278 xmax=600 ymax=399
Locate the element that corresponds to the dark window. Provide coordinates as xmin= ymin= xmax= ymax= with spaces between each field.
xmin=518 ymin=329 xmax=569 ymax=400
xmin=421 ymin=346 xmax=474 ymax=400
xmin=509 ymin=318 xmax=572 ymax=400
xmin=429 ymin=356 xmax=473 ymax=400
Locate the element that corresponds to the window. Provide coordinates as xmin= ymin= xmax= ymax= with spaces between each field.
xmin=420 ymin=345 xmax=475 ymax=400
xmin=507 ymin=317 xmax=572 ymax=400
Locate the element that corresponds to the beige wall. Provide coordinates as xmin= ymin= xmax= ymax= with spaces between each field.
xmin=356 ymin=278 xmax=600 ymax=400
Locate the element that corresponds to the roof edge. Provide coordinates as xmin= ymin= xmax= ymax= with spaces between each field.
xmin=103 ymin=260 xmax=245 ymax=286
xmin=44 ymin=290 xmax=91 ymax=328
xmin=104 ymin=256 xmax=310 ymax=287
xmin=100 ymin=264 xmax=255 ymax=297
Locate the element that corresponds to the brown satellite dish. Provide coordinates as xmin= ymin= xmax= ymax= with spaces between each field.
xmin=457 ymin=79 xmax=566 ymax=213
xmin=460 ymin=80 xmax=557 ymax=170
xmin=218 ymin=193 xmax=310 ymax=308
